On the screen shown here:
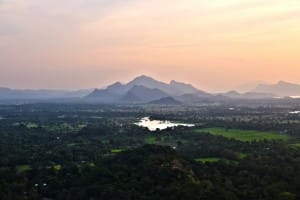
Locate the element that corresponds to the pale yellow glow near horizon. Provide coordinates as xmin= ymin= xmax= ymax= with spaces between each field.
xmin=0 ymin=0 xmax=299 ymax=91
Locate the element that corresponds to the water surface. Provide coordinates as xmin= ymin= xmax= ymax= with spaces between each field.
xmin=135 ymin=117 xmax=195 ymax=131
xmin=289 ymin=111 xmax=300 ymax=114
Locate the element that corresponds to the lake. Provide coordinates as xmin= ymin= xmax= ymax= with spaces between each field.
xmin=135 ymin=117 xmax=195 ymax=131
xmin=289 ymin=111 xmax=300 ymax=114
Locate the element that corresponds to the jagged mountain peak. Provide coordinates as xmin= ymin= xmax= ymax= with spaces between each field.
xmin=226 ymin=90 xmax=240 ymax=95
xmin=108 ymin=81 xmax=122 ymax=87
xmin=149 ymin=97 xmax=182 ymax=105
xmin=170 ymin=80 xmax=178 ymax=84
xmin=86 ymin=75 xmax=209 ymax=103
xmin=276 ymin=80 xmax=298 ymax=86
xmin=132 ymin=75 xmax=155 ymax=81
xmin=128 ymin=75 xmax=164 ymax=87
xmin=170 ymin=80 xmax=191 ymax=86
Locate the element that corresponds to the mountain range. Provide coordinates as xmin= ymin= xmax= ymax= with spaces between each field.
xmin=252 ymin=81 xmax=300 ymax=97
xmin=0 ymin=76 xmax=300 ymax=104
xmin=0 ymin=88 xmax=92 ymax=100
xmin=87 ymin=75 xmax=296 ymax=104
xmin=86 ymin=75 xmax=209 ymax=103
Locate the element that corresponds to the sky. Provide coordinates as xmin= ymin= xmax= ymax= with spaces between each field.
xmin=0 ymin=0 xmax=300 ymax=92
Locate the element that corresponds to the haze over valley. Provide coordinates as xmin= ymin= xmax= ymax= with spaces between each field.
xmin=1 ymin=1 xmax=300 ymax=199
xmin=1 ymin=75 xmax=300 ymax=104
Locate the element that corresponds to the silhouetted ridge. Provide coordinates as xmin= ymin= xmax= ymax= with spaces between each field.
xmin=149 ymin=97 xmax=182 ymax=105
xmin=86 ymin=75 xmax=209 ymax=103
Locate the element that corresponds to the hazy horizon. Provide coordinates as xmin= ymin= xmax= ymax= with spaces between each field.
xmin=0 ymin=74 xmax=298 ymax=94
xmin=1 ymin=0 xmax=300 ymax=92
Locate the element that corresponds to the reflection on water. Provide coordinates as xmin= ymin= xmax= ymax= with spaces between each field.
xmin=289 ymin=111 xmax=300 ymax=114
xmin=135 ymin=117 xmax=195 ymax=131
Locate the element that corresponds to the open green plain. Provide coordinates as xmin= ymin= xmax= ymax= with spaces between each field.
xmin=195 ymin=128 xmax=290 ymax=142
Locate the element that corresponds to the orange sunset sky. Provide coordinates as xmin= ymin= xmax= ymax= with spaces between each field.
xmin=0 ymin=0 xmax=300 ymax=92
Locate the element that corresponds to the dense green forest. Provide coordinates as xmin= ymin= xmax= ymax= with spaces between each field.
xmin=0 ymin=102 xmax=300 ymax=199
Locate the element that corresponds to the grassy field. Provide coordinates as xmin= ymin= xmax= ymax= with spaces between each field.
xmin=195 ymin=128 xmax=290 ymax=142
xmin=194 ymin=158 xmax=221 ymax=163
xmin=238 ymin=153 xmax=248 ymax=159
xmin=111 ymin=149 xmax=124 ymax=153
xmin=26 ymin=123 xmax=39 ymax=129
xmin=16 ymin=165 xmax=32 ymax=173
xmin=289 ymin=143 xmax=300 ymax=148
xmin=54 ymin=165 xmax=62 ymax=171
xmin=145 ymin=136 xmax=158 ymax=144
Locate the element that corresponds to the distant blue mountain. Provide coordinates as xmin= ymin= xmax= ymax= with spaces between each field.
xmin=1 ymin=75 xmax=288 ymax=103
xmin=0 ymin=87 xmax=91 ymax=100
xmin=124 ymin=85 xmax=168 ymax=102
xmin=149 ymin=97 xmax=182 ymax=105
xmin=86 ymin=75 xmax=209 ymax=103
xmin=252 ymin=81 xmax=300 ymax=97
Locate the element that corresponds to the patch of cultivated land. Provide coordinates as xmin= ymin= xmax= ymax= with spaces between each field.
xmin=16 ymin=165 xmax=32 ymax=173
xmin=194 ymin=158 xmax=221 ymax=163
xmin=289 ymin=143 xmax=300 ymax=148
xmin=111 ymin=149 xmax=124 ymax=153
xmin=145 ymin=136 xmax=158 ymax=144
xmin=195 ymin=128 xmax=290 ymax=142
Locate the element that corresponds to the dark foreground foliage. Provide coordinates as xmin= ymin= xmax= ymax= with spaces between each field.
xmin=1 ymin=144 xmax=299 ymax=200
xmin=0 ymin=103 xmax=300 ymax=199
